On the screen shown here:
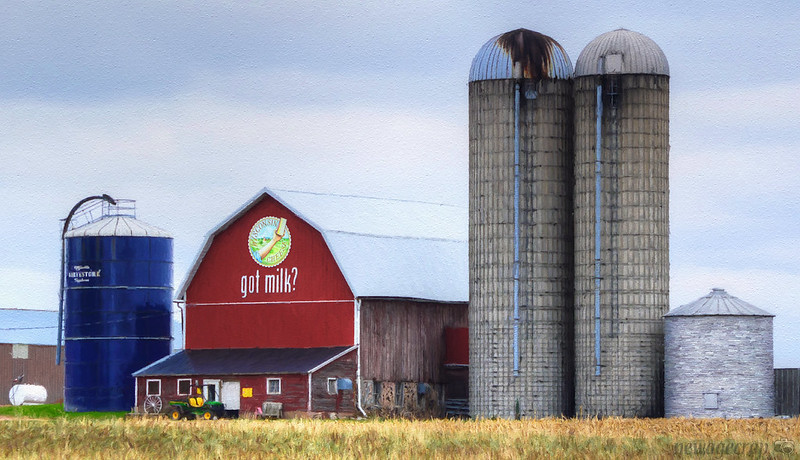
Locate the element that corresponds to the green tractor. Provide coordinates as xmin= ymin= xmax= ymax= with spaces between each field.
xmin=167 ymin=386 xmax=225 ymax=421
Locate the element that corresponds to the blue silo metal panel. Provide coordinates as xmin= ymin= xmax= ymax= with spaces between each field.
xmin=64 ymin=233 xmax=172 ymax=412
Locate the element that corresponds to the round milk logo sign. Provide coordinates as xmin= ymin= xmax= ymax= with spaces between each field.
xmin=248 ymin=217 xmax=292 ymax=267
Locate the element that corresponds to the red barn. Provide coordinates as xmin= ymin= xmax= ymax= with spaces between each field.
xmin=134 ymin=188 xmax=468 ymax=417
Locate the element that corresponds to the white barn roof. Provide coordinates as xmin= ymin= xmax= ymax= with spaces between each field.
xmin=177 ymin=188 xmax=468 ymax=303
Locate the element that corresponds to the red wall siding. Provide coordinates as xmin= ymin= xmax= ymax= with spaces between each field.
xmin=185 ymin=194 xmax=355 ymax=349
xmin=239 ymin=374 xmax=308 ymax=414
xmin=444 ymin=327 xmax=469 ymax=365
xmin=186 ymin=302 xmax=353 ymax=349
xmin=135 ymin=376 xmax=190 ymax=411
xmin=136 ymin=351 xmax=357 ymax=415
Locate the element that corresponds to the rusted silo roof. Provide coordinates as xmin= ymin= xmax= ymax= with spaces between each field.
xmin=469 ymin=28 xmax=573 ymax=82
xmin=575 ymin=28 xmax=669 ymax=77
xmin=666 ymin=288 xmax=774 ymax=317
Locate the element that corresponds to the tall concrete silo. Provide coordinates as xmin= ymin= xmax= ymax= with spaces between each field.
xmin=665 ymin=288 xmax=775 ymax=418
xmin=468 ymin=29 xmax=574 ymax=418
xmin=573 ymin=29 xmax=670 ymax=417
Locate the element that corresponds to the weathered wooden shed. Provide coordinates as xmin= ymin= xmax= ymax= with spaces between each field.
xmin=133 ymin=188 xmax=468 ymax=417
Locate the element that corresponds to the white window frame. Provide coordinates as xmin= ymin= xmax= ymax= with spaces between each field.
xmin=266 ymin=378 xmax=282 ymax=395
xmin=146 ymin=379 xmax=161 ymax=396
xmin=177 ymin=378 xmax=191 ymax=396
xmin=327 ymin=378 xmax=338 ymax=395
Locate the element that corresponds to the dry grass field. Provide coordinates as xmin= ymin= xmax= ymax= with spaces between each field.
xmin=0 ymin=415 xmax=798 ymax=459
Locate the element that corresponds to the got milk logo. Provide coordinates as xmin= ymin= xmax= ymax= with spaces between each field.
xmin=248 ymin=217 xmax=292 ymax=267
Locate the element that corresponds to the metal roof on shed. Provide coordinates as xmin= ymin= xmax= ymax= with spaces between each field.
xmin=0 ymin=308 xmax=58 ymax=346
xmin=133 ymin=346 xmax=355 ymax=376
xmin=177 ymin=188 xmax=468 ymax=303
xmin=65 ymin=216 xmax=171 ymax=238
xmin=575 ymin=28 xmax=669 ymax=77
xmin=665 ymin=288 xmax=774 ymax=317
xmin=469 ymin=28 xmax=573 ymax=82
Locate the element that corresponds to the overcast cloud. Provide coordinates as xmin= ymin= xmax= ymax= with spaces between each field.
xmin=1 ymin=1 xmax=798 ymax=366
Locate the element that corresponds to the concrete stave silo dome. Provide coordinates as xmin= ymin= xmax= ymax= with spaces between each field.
xmin=664 ymin=288 xmax=775 ymax=418
xmin=64 ymin=204 xmax=172 ymax=412
xmin=572 ymin=28 xmax=670 ymax=417
xmin=468 ymin=28 xmax=574 ymax=418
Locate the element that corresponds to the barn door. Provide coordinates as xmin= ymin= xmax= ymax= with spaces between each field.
xmin=203 ymin=379 xmax=220 ymax=402
xmin=221 ymin=380 xmax=240 ymax=410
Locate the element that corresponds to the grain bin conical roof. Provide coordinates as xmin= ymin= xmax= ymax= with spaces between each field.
xmin=575 ymin=28 xmax=669 ymax=77
xmin=65 ymin=215 xmax=171 ymax=238
xmin=469 ymin=28 xmax=573 ymax=82
xmin=666 ymin=288 xmax=774 ymax=317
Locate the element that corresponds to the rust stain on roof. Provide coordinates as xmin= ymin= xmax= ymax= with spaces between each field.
xmin=496 ymin=28 xmax=562 ymax=80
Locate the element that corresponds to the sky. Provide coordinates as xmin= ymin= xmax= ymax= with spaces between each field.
xmin=1 ymin=1 xmax=798 ymax=366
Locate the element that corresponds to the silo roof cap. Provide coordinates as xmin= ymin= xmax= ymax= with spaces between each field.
xmin=469 ymin=28 xmax=573 ymax=82
xmin=65 ymin=216 xmax=171 ymax=238
xmin=575 ymin=28 xmax=669 ymax=77
xmin=665 ymin=288 xmax=774 ymax=317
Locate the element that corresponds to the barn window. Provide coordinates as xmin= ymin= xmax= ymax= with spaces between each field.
xmin=177 ymin=379 xmax=191 ymax=396
xmin=327 ymin=378 xmax=337 ymax=395
xmin=703 ymin=393 xmax=719 ymax=410
xmin=267 ymin=378 xmax=281 ymax=395
xmin=146 ymin=379 xmax=161 ymax=396
xmin=11 ymin=344 xmax=28 ymax=359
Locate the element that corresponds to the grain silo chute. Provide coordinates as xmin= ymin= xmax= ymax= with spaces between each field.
xmin=61 ymin=199 xmax=173 ymax=412
xmin=572 ymin=29 xmax=670 ymax=417
xmin=665 ymin=288 xmax=775 ymax=418
xmin=468 ymin=28 xmax=574 ymax=418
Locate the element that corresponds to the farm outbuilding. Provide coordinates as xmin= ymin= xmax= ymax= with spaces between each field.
xmin=664 ymin=288 xmax=775 ymax=418
xmin=133 ymin=188 xmax=468 ymax=417
xmin=0 ymin=309 xmax=64 ymax=406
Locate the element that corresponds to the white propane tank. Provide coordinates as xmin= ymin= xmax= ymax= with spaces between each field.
xmin=9 ymin=384 xmax=47 ymax=406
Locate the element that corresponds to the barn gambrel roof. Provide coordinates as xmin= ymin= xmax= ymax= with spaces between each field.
xmin=176 ymin=188 xmax=468 ymax=303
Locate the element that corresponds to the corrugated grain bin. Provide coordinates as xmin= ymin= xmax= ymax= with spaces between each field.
xmin=64 ymin=213 xmax=172 ymax=412
xmin=665 ymin=288 xmax=774 ymax=418
xmin=573 ymin=29 xmax=670 ymax=417
xmin=468 ymin=28 xmax=574 ymax=418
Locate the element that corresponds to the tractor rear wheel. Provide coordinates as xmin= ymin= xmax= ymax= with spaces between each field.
xmin=168 ymin=407 xmax=183 ymax=421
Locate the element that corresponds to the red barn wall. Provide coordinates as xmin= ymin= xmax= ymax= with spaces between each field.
xmin=238 ymin=374 xmax=308 ymax=414
xmin=135 ymin=376 xmax=186 ymax=411
xmin=135 ymin=351 xmax=357 ymax=415
xmin=185 ymin=195 xmax=355 ymax=349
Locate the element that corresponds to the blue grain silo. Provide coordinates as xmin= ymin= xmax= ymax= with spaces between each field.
xmin=63 ymin=202 xmax=172 ymax=412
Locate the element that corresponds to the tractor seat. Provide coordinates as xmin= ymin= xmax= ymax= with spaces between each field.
xmin=189 ymin=396 xmax=205 ymax=408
